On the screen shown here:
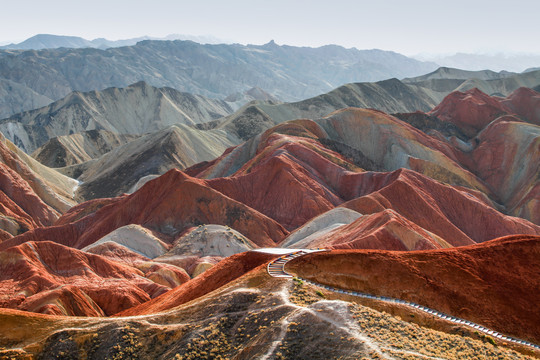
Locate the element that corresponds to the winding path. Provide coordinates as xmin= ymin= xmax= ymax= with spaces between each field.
xmin=255 ymin=248 xmax=540 ymax=352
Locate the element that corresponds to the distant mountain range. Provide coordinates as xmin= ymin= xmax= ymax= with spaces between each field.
xmin=0 ymin=39 xmax=438 ymax=118
xmin=3 ymin=67 xmax=539 ymax=157
xmin=415 ymin=52 xmax=540 ymax=73
xmin=0 ymin=33 xmax=227 ymax=50
xmin=3 ymin=34 xmax=539 ymax=73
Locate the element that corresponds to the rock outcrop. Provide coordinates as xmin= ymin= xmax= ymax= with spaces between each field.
xmin=82 ymin=224 xmax=169 ymax=259
xmin=154 ymin=224 xmax=257 ymax=275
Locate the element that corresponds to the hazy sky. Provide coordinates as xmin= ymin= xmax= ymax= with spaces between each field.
xmin=2 ymin=0 xmax=539 ymax=55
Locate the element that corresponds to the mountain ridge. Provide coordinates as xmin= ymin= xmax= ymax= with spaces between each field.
xmin=0 ymin=39 xmax=438 ymax=118
xmin=0 ymin=33 xmax=227 ymax=50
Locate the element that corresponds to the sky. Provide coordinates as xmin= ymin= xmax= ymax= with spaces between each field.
xmin=1 ymin=0 xmax=539 ymax=56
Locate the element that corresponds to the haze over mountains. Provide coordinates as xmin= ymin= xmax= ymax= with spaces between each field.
xmin=0 ymin=34 xmax=539 ymax=359
xmin=416 ymin=52 xmax=540 ymax=73
xmin=4 ymin=34 xmax=539 ymax=73
xmin=3 ymin=66 xmax=539 ymax=156
xmin=1 ymin=33 xmax=537 ymax=121
xmin=0 ymin=33 xmax=227 ymax=50
xmin=217 ymin=67 xmax=540 ymax=140
xmin=0 ymin=39 xmax=438 ymax=120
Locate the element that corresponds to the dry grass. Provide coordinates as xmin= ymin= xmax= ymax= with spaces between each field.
xmin=1 ymin=272 xmax=536 ymax=360
xmin=350 ymin=304 xmax=533 ymax=360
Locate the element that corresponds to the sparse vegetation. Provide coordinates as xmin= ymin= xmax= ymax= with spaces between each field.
xmin=349 ymin=304 xmax=529 ymax=359
xmin=4 ymin=275 xmax=534 ymax=360
xmin=290 ymin=280 xmax=323 ymax=306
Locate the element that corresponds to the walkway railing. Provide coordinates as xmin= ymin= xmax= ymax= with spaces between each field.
xmin=264 ymin=249 xmax=540 ymax=352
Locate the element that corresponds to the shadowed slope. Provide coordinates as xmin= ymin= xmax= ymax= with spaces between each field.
xmin=64 ymin=124 xmax=239 ymax=200
xmin=32 ymin=129 xmax=139 ymax=168
xmin=0 ymin=81 xmax=233 ymax=153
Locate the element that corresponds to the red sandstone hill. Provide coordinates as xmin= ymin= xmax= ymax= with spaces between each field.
xmin=0 ymin=133 xmax=77 ymax=215
xmin=429 ymin=87 xmax=540 ymax=137
xmin=340 ymin=168 xmax=540 ymax=246
xmin=502 ymin=87 xmax=540 ymax=126
xmin=191 ymin=119 xmax=540 ymax=245
xmin=0 ymin=136 xmax=70 ymax=238
xmin=0 ymin=241 xmax=190 ymax=316
xmin=291 ymin=208 xmax=451 ymax=251
xmin=206 ymin=132 xmax=358 ymax=230
xmin=429 ymin=88 xmax=510 ymax=137
xmin=0 ymin=163 xmax=59 ymax=231
xmin=0 ymin=167 xmax=53 ymax=240
xmin=0 ymin=88 xmax=538 ymax=323
xmin=0 ymin=170 xmax=287 ymax=252
xmin=190 ymin=112 xmax=483 ymax=195
xmin=118 ymin=250 xmax=277 ymax=316
xmin=279 ymin=165 xmax=539 ymax=250
xmin=454 ymin=116 xmax=540 ymax=223
xmin=426 ymin=88 xmax=540 ymax=224
xmin=287 ymin=234 xmax=540 ymax=344
xmin=2 ymin=112 xmax=537 ymax=258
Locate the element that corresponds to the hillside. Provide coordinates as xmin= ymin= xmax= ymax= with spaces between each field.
xmin=405 ymin=67 xmax=540 ymax=96
xmin=0 ymin=67 xmax=539 ymax=359
xmin=0 ymin=78 xmax=52 ymax=119
xmin=62 ymin=124 xmax=239 ymax=200
xmin=1 ymin=238 xmax=537 ymax=359
xmin=287 ymin=235 xmax=540 ymax=344
xmin=0 ymin=81 xmax=233 ymax=153
xmin=31 ymin=129 xmax=139 ymax=168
